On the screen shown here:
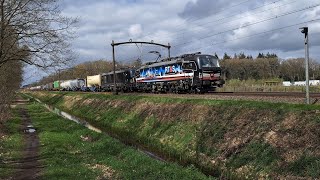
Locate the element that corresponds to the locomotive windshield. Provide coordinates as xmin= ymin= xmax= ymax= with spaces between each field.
xmin=198 ymin=55 xmax=219 ymax=68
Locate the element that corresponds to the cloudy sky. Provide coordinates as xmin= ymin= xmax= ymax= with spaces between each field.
xmin=24 ymin=0 xmax=320 ymax=84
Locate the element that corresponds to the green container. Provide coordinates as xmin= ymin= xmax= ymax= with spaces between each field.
xmin=53 ymin=81 xmax=60 ymax=89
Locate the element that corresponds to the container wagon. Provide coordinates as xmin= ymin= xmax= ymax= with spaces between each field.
xmin=60 ymin=79 xmax=86 ymax=91
xmin=53 ymin=81 xmax=61 ymax=91
xmin=86 ymin=75 xmax=102 ymax=91
xmin=101 ymin=69 xmax=136 ymax=92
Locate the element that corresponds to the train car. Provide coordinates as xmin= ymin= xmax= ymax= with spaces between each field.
xmin=86 ymin=74 xmax=102 ymax=91
xmin=34 ymin=52 xmax=224 ymax=94
xmin=60 ymin=79 xmax=86 ymax=91
xmin=101 ymin=69 xmax=136 ymax=92
xmin=48 ymin=82 xmax=54 ymax=90
xmin=136 ymin=52 xmax=224 ymax=93
xmin=53 ymin=81 xmax=61 ymax=91
xmin=43 ymin=83 xmax=53 ymax=91
xmin=30 ymin=86 xmax=42 ymax=91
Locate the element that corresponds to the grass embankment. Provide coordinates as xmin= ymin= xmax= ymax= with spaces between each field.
xmin=0 ymin=109 xmax=23 ymax=179
xmin=26 ymin=100 xmax=210 ymax=179
xmin=28 ymin=91 xmax=320 ymax=179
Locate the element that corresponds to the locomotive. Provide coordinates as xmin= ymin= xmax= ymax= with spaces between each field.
xmin=101 ymin=69 xmax=136 ymax=92
xmin=135 ymin=52 xmax=224 ymax=93
xmin=31 ymin=52 xmax=225 ymax=93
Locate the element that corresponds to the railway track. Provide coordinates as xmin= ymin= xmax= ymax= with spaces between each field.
xmin=129 ymin=91 xmax=320 ymax=104
xmin=210 ymin=91 xmax=320 ymax=98
xmin=38 ymin=90 xmax=320 ymax=98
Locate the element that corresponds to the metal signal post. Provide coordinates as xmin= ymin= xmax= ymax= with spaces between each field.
xmin=112 ymin=40 xmax=117 ymax=95
xmin=300 ymin=27 xmax=310 ymax=104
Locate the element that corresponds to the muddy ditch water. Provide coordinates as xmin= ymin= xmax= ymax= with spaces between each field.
xmin=25 ymin=94 xmax=167 ymax=162
xmin=24 ymin=125 xmax=37 ymax=133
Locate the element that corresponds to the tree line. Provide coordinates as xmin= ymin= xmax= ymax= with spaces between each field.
xmin=0 ymin=0 xmax=76 ymax=123
xmin=34 ymin=52 xmax=320 ymax=87
xmin=219 ymin=52 xmax=320 ymax=81
xmin=37 ymin=59 xmax=143 ymax=85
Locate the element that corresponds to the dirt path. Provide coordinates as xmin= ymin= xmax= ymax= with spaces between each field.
xmin=9 ymin=99 xmax=42 ymax=180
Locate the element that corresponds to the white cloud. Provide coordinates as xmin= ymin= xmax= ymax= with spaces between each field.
xmin=128 ymin=24 xmax=143 ymax=37
xmin=24 ymin=0 xmax=320 ymax=84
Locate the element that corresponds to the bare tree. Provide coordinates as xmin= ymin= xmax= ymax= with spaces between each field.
xmin=0 ymin=60 xmax=22 ymax=122
xmin=279 ymin=58 xmax=305 ymax=81
xmin=0 ymin=0 xmax=77 ymax=124
xmin=0 ymin=0 xmax=78 ymax=68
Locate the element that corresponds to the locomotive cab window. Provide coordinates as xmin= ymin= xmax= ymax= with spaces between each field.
xmin=198 ymin=56 xmax=219 ymax=68
xmin=182 ymin=62 xmax=196 ymax=70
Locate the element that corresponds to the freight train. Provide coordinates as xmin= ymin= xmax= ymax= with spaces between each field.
xmin=30 ymin=52 xmax=225 ymax=93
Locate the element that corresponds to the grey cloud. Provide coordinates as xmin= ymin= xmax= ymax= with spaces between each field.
xmin=178 ymin=0 xmax=262 ymax=20
xmin=62 ymin=0 xmax=320 ymax=61
xmin=25 ymin=0 xmax=320 ymax=84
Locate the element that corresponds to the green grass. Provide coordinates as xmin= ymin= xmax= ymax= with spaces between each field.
xmin=286 ymin=154 xmax=320 ymax=178
xmin=27 ymin=91 xmax=320 ymax=112
xmin=226 ymin=141 xmax=280 ymax=178
xmin=218 ymin=78 xmax=320 ymax=93
xmin=227 ymin=142 xmax=279 ymax=169
xmin=0 ymin=109 xmax=23 ymax=179
xmin=26 ymin=102 xmax=211 ymax=179
xmin=25 ymin=91 xmax=320 ymax=179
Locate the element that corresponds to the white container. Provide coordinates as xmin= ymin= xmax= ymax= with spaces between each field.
xmin=60 ymin=79 xmax=86 ymax=90
xmin=282 ymin=81 xmax=292 ymax=87
xmin=87 ymin=75 xmax=102 ymax=87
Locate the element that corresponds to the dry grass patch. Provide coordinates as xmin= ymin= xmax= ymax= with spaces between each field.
xmin=220 ymin=110 xmax=276 ymax=152
xmin=87 ymin=164 xmax=117 ymax=180
xmin=63 ymin=96 xmax=83 ymax=110
xmin=133 ymin=101 xmax=210 ymax=123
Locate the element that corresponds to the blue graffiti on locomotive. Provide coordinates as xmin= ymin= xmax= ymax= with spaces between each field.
xmin=140 ymin=64 xmax=182 ymax=78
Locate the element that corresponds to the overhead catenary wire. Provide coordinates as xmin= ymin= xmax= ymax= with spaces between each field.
xmin=115 ymin=43 xmax=165 ymax=63
xmin=172 ymin=0 xmax=292 ymax=35
xmin=184 ymin=18 xmax=320 ymax=53
xmin=143 ymin=0 xmax=254 ymax=37
xmin=211 ymin=19 xmax=320 ymax=46
xmin=182 ymin=0 xmax=254 ymax=23
xmin=169 ymin=0 xmax=300 ymax=42
xmin=113 ymin=2 xmax=319 ymax=63
xmin=144 ymin=0 xmax=289 ymax=41
xmin=133 ymin=17 xmax=320 ymax=60
xmin=172 ymin=3 xmax=320 ymax=48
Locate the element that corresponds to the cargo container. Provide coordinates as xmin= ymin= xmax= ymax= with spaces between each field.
xmin=86 ymin=75 xmax=102 ymax=91
xmin=60 ymin=79 xmax=86 ymax=91
xmin=53 ymin=81 xmax=60 ymax=90
xmin=43 ymin=83 xmax=54 ymax=90
xmin=87 ymin=75 xmax=101 ymax=87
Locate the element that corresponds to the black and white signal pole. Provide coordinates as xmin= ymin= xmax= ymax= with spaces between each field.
xmin=111 ymin=40 xmax=118 ymax=95
xmin=300 ymin=27 xmax=310 ymax=104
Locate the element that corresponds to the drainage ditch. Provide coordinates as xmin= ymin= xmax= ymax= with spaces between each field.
xmin=25 ymin=94 xmax=166 ymax=162
xmin=24 ymin=94 xmax=217 ymax=177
